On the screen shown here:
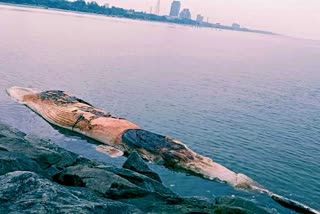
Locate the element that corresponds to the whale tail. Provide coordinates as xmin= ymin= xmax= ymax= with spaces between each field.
xmin=191 ymin=158 xmax=320 ymax=213
xmin=6 ymin=86 xmax=41 ymax=103
xmin=250 ymin=186 xmax=320 ymax=214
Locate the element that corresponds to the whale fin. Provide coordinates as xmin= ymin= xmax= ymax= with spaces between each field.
xmin=95 ymin=145 xmax=124 ymax=158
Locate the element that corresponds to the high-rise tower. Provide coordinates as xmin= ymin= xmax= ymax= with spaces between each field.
xmin=169 ymin=1 xmax=181 ymax=17
xmin=179 ymin=8 xmax=191 ymax=20
xmin=155 ymin=0 xmax=160 ymax=15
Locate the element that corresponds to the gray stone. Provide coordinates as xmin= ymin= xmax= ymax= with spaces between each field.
xmin=0 ymin=151 xmax=45 ymax=177
xmin=0 ymin=171 xmax=142 ymax=214
xmin=0 ymin=122 xmax=277 ymax=214
xmin=104 ymin=165 xmax=176 ymax=197
xmin=54 ymin=165 xmax=150 ymax=199
xmin=0 ymin=131 xmax=58 ymax=167
xmin=214 ymin=196 xmax=272 ymax=214
xmin=123 ymin=151 xmax=162 ymax=182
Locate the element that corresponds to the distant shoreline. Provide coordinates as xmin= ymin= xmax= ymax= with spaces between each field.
xmin=0 ymin=1 xmax=275 ymax=35
xmin=0 ymin=2 xmax=195 ymax=28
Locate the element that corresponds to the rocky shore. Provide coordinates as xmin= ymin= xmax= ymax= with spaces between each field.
xmin=0 ymin=123 xmax=278 ymax=213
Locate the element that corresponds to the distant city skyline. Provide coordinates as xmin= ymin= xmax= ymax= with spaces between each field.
xmin=169 ymin=0 xmax=180 ymax=17
xmin=179 ymin=8 xmax=191 ymax=20
xmin=93 ymin=0 xmax=320 ymax=40
xmin=154 ymin=0 xmax=160 ymax=15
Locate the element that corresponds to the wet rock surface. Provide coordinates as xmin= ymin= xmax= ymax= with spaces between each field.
xmin=123 ymin=151 xmax=162 ymax=183
xmin=0 ymin=171 xmax=141 ymax=214
xmin=0 ymin=123 xmax=277 ymax=213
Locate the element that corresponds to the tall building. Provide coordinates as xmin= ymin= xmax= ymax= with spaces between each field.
xmin=169 ymin=1 xmax=181 ymax=17
xmin=232 ymin=23 xmax=241 ymax=29
xmin=155 ymin=0 xmax=160 ymax=15
xmin=196 ymin=14 xmax=204 ymax=23
xmin=179 ymin=8 xmax=191 ymax=20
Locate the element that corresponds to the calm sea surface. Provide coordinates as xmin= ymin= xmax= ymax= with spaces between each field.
xmin=1 ymin=5 xmax=319 ymax=212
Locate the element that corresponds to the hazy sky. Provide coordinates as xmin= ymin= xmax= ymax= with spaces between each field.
xmin=93 ymin=0 xmax=320 ymax=40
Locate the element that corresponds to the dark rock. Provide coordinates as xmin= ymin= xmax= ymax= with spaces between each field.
xmin=0 ymin=171 xmax=142 ymax=214
xmin=0 ymin=123 xmax=277 ymax=214
xmin=0 ymin=145 xmax=8 ymax=151
xmin=0 ymin=151 xmax=45 ymax=177
xmin=24 ymin=135 xmax=80 ymax=165
xmin=131 ymin=195 xmax=218 ymax=213
xmin=0 ymin=125 xmax=79 ymax=177
xmin=0 ymin=124 xmax=26 ymax=139
xmin=54 ymin=165 xmax=150 ymax=199
xmin=104 ymin=166 xmax=175 ymax=197
xmin=120 ymin=195 xmax=265 ymax=214
xmin=215 ymin=196 xmax=272 ymax=214
xmin=0 ymin=135 xmax=61 ymax=169
xmin=123 ymin=151 xmax=162 ymax=182
xmin=212 ymin=205 xmax=248 ymax=214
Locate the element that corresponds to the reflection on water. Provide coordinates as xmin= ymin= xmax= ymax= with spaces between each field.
xmin=1 ymin=5 xmax=319 ymax=212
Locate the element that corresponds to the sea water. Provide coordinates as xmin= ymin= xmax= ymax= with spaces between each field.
xmin=0 ymin=5 xmax=319 ymax=212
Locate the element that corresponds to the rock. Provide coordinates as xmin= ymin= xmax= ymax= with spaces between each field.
xmin=0 ymin=171 xmax=142 ymax=214
xmin=0 ymin=128 xmax=61 ymax=168
xmin=123 ymin=151 xmax=162 ymax=182
xmin=131 ymin=195 xmax=218 ymax=213
xmin=0 ymin=124 xmax=26 ymax=139
xmin=53 ymin=165 xmax=150 ymax=199
xmin=0 ymin=151 xmax=45 ymax=177
xmin=0 ymin=124 xmax=79 ymax=177
xmin=120 ymin=195 xmax=272 ymax=214
xmin=0 ymin=123 xmax=277 ymax=214
xmin=214 ymin=196 xmax=272 ymax=214
xmin=104 ymin=166 xmax=175 ymax=197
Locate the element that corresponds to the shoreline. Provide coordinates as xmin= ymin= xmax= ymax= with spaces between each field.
xmin=0 ymin=3 xmax=188 ymax=28
xmin=0 ymin=2 xmax=275 ymax=35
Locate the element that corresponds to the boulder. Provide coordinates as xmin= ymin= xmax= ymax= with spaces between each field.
xmin=0 ymin=136 xmax=62 ymax=169
xmin=103 ymin=165 xmax=175 ymax=197
xmin=123 ymin=151 xmax=162 ymax=182
xmin=0 ymin=124 xmax=80 ymax=177
xmin=0 ymin=171 xmax=142 ymax=214
xmin=53 ymin=165 xmax=150 ymax=199
xmin=0 ymin=151 xmax=45 ymax=176
xmin=0 ymin=122 xmax=277 ymax=214
xmin=120 ymin=195 xmax=273 ymax=214
xmin=214 ymin=196 xmax=272 ymax=214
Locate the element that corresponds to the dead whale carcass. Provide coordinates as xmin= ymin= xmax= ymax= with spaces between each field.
xmin=6 ymin=86 xmax=255 ymax=188
xmin=6 ymin=86 xmax=320 ymax=214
